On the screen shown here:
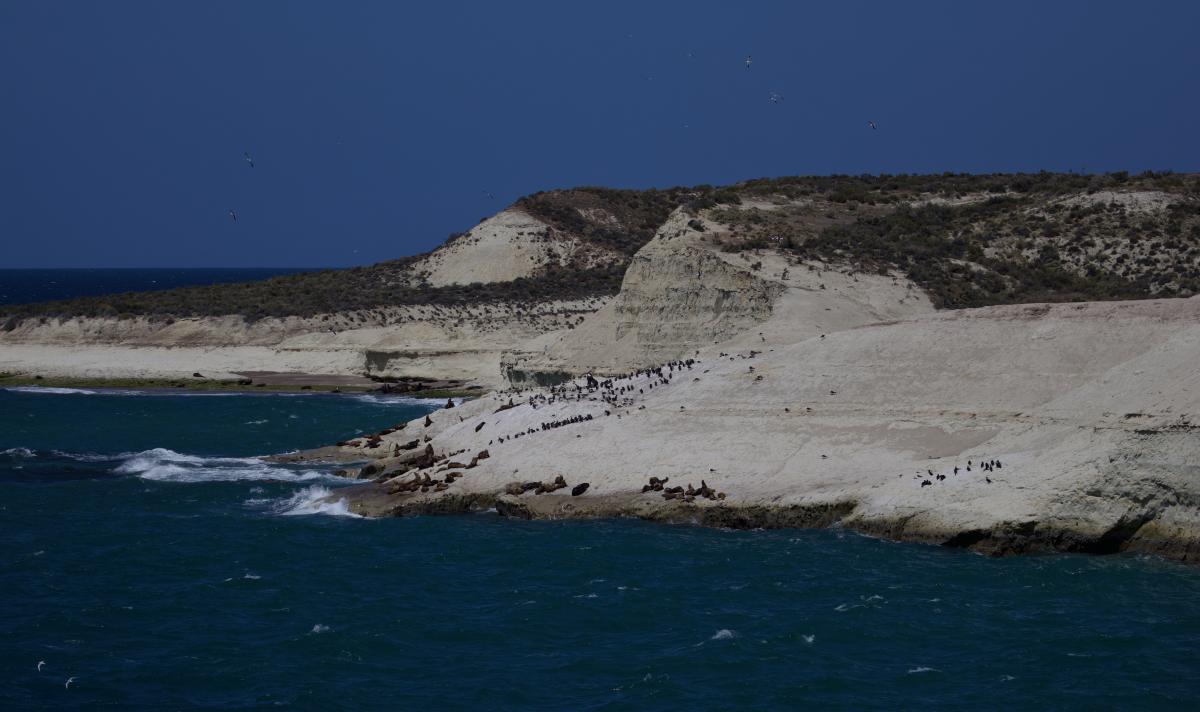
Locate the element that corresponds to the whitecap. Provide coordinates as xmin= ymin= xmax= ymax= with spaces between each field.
xmin=710 ymin=629 xmax=737 ymax=641
xmin=243 ymin=573 xmax=261 ymax=580
xmin=113 ymin=447 xmax=338 ymax=483
xmin=1 ymin=447 xmax=34 ymax=458
xmin=907 ymin=667 xmax=941 ymax=674
xmin=275 ymin=485 xmax=362 ymax=518
xmin=310 ymin=624 xmax=331 ymax=634
xmin=244 ymin=419 xmax=269 ymax=425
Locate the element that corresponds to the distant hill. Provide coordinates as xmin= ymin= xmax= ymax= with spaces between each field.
xmin=3 ymin=172 xmax=1197 ymax=326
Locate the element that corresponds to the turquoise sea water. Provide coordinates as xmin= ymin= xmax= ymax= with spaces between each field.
xmin=2 ymin=387 xmax=1199 ymax=710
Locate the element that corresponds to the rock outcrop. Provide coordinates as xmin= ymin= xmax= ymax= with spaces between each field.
xmin=502 ymin=209 xmax=934 ymax=380
xmin=317 ymin=295 xmax=1200 ymax=562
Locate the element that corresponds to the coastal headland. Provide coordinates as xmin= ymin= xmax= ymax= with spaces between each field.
xmin=5 ymin=173 xmax=1200 ymax=560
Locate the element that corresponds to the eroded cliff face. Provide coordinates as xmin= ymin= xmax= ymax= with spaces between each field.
xmin=0 ymin=299 xmax=606 ymax=385
xmin=502 ymin=209 xmax=933 ymax=382
xmin=401 ymin=208 xmax=622 ymax=288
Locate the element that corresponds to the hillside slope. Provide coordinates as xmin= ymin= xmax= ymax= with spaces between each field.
xmin=2 ymin=173 xmax=1197 ymax=388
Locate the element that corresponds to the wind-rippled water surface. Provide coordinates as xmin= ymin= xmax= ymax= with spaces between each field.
xmin=2 ymin=388 xmax=1198 ymax=710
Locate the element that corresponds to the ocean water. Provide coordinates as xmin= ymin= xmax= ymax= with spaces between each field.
xmin=0 ymin=268 xmax=320 ymax=305
xmin=2 ymin=387 xmax=1199 ymax=710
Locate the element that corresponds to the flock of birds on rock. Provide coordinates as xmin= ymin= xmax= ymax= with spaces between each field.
xmin=912 ymin=459 xmax=1003 ymax=488
xmin=488 ymin=360 xmax=699 ymax=445
xmin=345 ymin=342 xmax=1011 ymax=509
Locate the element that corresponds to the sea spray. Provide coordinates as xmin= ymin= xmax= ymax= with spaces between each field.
xmin=113 ymin=447 xmax=339 ymax=483
xmin=275 ymin=485 xmax=362 ymax=518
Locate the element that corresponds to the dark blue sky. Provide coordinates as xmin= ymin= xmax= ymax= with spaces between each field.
xmin=2 ymin=1 xmax=1197 ymax=268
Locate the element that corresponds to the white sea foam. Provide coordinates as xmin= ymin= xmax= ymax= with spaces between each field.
xmin=310 ymin=624 xmax=331 ymax=634
xmin=113 ymin=448 xmax=337 ymax=483
xmin=51 ymin=449 xmax=120 ymax=462
xmin=907 ymin=667 xmax=941 ymax=674
xmin=275 ymin=485 xmax=362 ymax=518
xmin=350 ymin=394 xmax=461 ymax=407
xmin=1 ymin=447 xmax=35 ymax=458
xmin=3 ymin=386 xmax=97 ymax=395
xmin=710 ymin=629 xmax=737 ymax=641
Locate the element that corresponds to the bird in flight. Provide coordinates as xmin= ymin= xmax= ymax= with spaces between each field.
xmin=769 ymin=92 xmax=784 ymax=104
xmin=65 ymin=677 xmax=76 ymax=689
xmin=744 ymin=55 xmax=753 ymax=69
xmin=228 ymin=209 xmax=238 ymax=222
xmin=37 ymin=661 xmax=45 ymax=672
xmin=868 ymin=121 xmax=877 ymax=130
xmin=244 ymin=152 xmax=254 ymax=168
xmin=483 ymin=190 xmax=495 ymax=199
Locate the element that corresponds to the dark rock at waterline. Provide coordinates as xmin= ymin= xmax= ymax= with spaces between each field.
xmin=572 ymin=482 xmax=590 ymax=496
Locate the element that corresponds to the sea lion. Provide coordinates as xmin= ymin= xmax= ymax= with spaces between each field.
xmin=571 ymin=482 xmax=590 ymax=496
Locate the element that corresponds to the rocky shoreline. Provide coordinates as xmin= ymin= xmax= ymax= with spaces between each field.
xmin=276 ymin=292 xmax=1200 ymax=565
xmin=318 ymin=482 xmax=1198 ymax=562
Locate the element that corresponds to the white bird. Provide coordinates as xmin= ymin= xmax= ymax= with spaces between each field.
xmin=744 ymin=55 xmax=753 ymax=69
xmin=228 ymin=209 xmax=238 ymax=222
xmin=243 ymin=151 xmax=254 ymax=168
xmin=868 ymin=120 xmax=877 ymax=130
xmin=769 ymin=92 xmax=784 ymax=104
xmin=37 ymin=661 xmax=45 ymax=672
xmin=802 ymin=634 xmax=816 ymax=644
xmin=482 ymin=190 xmax=494 ymax=199
xmin=65 ymin=677 xmax=76 ymax=689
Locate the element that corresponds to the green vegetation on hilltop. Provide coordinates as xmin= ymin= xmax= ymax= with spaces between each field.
xmin=515 ymin=187 xmax=694 ymax=256
xmin=705 ymin=171 xmax=1200 ymax=308
xmin=2 ymin=172 xmax=1197 ymax=323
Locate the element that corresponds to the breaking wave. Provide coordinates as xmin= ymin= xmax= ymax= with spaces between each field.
xmin=112 ymin=448 xmax=338 ymax=483
xmin=274 ymin=485 xmax=362 ymax=518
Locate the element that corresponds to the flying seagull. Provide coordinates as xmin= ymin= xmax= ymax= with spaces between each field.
xmin=483 ymin=190 xmax=495 ymax=199
xmin=744 ymin=55 xmax=753 ymax=69
xmin=769 ymin=92 xmax=784 ymax=104
xmin=228 ymin=209 xmax=238 ymax=222
xmin=868 ymin=121 xmax=877 ymax=130
xmin=37 ymin=661 xmax=45 ymax=672
xmin=243 ymin=152 xmax=254 ymax=168
xmin=65 ymin=677 xmax=76 ymax=689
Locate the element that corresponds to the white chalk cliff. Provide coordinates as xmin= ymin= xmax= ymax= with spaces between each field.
xmin=314 ymin=211 xmax=1200 ymax=562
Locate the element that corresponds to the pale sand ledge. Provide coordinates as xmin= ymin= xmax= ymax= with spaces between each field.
xmin=0 ymin=298 xmax=608 ymax=386
xmin=305 ymin=296 xmax=1200 ymax=562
